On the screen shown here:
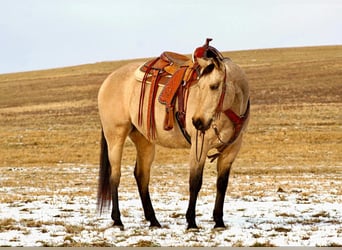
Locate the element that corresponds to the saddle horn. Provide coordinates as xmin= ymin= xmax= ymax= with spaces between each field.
xmin=193 ymin=38 xmax=224 ymax=62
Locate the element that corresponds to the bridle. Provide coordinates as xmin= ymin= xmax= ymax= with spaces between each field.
xmin=192 ymin=38 xmax=250 ymax=162
xmin=195 ymin=64 xmax=250 ymax=163
xmin=195 ymin=65 xmax=226 ymax=163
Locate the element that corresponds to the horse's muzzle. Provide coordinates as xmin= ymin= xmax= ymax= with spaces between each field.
xmin=192 ymin=117 xmax=212 ymax=132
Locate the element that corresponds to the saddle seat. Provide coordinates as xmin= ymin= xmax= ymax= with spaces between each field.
xmin=135 ymin=51 xmax=199 ymax=139
xmin=136 ymin=51 xmax=196 ymax=83
xmin=161 ymin=51 xmax=190 ymax=68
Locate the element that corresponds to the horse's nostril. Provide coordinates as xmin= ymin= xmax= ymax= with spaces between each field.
xmin=192 ymin=117 xmax=213 ymax=131
xmin=192 ymin=118 xmax=203 ymax=130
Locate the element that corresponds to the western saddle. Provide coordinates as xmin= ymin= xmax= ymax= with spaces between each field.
xmin=135 ymin=38 xmax=249 ymax=149
xmin=136 ymin=47 xmax=203 ymax=141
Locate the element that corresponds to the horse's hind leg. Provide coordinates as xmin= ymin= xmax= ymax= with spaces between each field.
xmin=129 ymin=128 xmax=161 ymax=228
xmin=105 ymin=127 xmax=131 ymax=228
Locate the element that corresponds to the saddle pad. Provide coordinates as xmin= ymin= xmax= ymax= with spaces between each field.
xmin=134 ymin=65 xmax=170 ymax=86
xmin=134 ymin=63 xmax=146 ymax=82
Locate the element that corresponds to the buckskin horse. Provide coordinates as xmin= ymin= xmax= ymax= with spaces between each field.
xmin=97 ymin=39 xmax=250 ymax=229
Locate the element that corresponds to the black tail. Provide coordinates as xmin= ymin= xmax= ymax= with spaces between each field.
xmin=97 ymin=130 xmax=112 ymax=214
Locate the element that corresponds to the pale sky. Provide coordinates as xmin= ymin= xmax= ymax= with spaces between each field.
xmin=0 ymin=0 xmax=341 ymax=74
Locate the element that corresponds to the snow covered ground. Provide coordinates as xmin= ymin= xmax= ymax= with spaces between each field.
xmin=0 ymin=164 xmax=341 ymax=247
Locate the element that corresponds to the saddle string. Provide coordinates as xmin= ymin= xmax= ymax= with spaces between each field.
xmin=195 ymin=130 xmax=205 ymax=163
xmin=139 ymin=56 xmax=161 ymax=126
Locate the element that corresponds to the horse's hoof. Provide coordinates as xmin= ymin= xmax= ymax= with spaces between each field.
xmin=214 ymin=219 xmax=226 ymax=229
xmin=113 ymin=221 xmax=124 ymax=230
xmin=186 ymin=223 xmax=199 ymax=231
xmin=150 ymin=221 xmax=162 ymax=228
xmin=213 ymin=225 xmax=226 ymax=231
xmin=148 ymin=217 xmax=161 ymax=228
xmin=186 ymin=227 xmax=200 ymax=232
xmin=150 ymin=224 xmax=162 ymax=229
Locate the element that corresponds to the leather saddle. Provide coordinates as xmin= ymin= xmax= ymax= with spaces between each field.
xmin=135 ymin=38 xmax=225 ymax=142
xmin=134 ymin=39 xmax=250 ymax=162
xmin=135 ymin=51 xmax=199 ymax=140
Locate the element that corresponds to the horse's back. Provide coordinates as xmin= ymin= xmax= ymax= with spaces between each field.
xmin=98 ymin=62 xmax=143 ymax=129
xmin=98 ymin=61 xmax=193 ymax=148
xmin=98 ymin=61 xmax=143 ymax=103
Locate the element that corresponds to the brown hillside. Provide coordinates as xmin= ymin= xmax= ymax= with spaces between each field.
xmin=0 ymin=46 xmax=341 ymax=171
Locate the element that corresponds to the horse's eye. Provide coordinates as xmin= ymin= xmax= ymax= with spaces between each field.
xmin=210 ymin=84 xmax=219 ymax=90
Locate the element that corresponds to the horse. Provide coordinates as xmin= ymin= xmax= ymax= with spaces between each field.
xmin=97 ymin=41 xmax=250 ymax=230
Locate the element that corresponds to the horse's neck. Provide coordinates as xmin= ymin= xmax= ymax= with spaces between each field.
xmin=225 ymin=62 xmax=249 ymax=116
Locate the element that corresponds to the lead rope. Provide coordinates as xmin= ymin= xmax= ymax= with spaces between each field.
xmin=195 ymin=130 xmax=205 ymax=163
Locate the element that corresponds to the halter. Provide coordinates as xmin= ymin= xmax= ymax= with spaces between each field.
xmin=193 ymin=38 xmax=250 ymax=162
xmin=194 ymin=56 xmax=227 ymax=163
xmin=208 ymin=99 xmax=250 ymax=162
xmin=193 ymin=38 xmax=227 ymax=119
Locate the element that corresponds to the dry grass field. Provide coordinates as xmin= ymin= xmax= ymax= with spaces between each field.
xmin=0 ymin=45 xmax=341 ymax=246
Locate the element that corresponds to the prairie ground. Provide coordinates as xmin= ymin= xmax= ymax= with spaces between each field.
xmin=0 ymin=45 xmax=341 ymax=246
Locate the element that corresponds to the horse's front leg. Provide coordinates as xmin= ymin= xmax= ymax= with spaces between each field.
xmin=186 ymin=141 xmax=207 ymax=229
xmin=213 ymin=138 xmax=243 ymax=228
xmin=213 ymin=160 xmax=231 ymax=228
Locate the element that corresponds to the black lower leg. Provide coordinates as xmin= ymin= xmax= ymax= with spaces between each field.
xmin=213 ymin=167 xmax=231 ymax=228
xmin=186 ymin=167 xmax=204 ymax=229
xmin=111 ymin=187 xmax=124 ymax=228
xmin=186 ymin=193 xmax=199 ymax=229
xmin=134 ymin=162 xmax=161 ymax=227
xmin=141 ymin=191 xmax=161 ymax=227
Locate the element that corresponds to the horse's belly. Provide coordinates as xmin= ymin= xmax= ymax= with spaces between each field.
xmin=153 ymin=130 xmax=191 ymax=149
xmin=131 ymin=118 xmax=191 ymax=148
xmin=130 ymin=82 xmax=193 ymax=149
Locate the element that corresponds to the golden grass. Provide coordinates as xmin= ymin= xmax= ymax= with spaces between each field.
xmin=0 ymin=218 xmax=20 ymax=232
xmin=0 ymin=45 xmax=341 ymax=172
xmin=0 ymin=46 xmax=341 ymax=223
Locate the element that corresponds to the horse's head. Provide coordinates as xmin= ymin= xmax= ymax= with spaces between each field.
xmin=192 ymin=57 xmax=232 ymax=132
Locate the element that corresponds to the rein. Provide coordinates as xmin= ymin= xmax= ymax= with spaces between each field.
xmin=195 ymin=130 xmax=205 ymax=163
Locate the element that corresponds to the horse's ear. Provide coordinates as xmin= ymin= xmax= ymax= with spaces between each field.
xmin=212 ymin=57 xmax=222 ymax=70
xmin=198 ymin=57 xmax=222 ymax=69
xmin=197 ymin=57 xmax=212 ymax=69
xmin=198 ymin=57 xmax=223 ymax=76
xmin=198 ymin=57 xmax=214 ymax=76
